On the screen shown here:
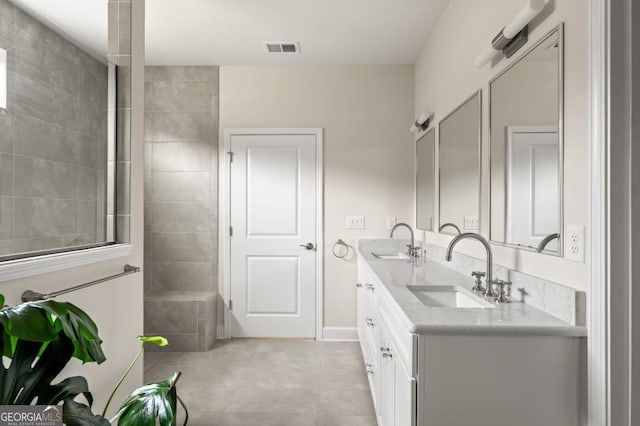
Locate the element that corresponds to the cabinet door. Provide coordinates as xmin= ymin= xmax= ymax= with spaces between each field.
xmin=380 ymin=324 xmax=396 ymax=426
xmin=394 ymin=354 xmax=416 ymax=426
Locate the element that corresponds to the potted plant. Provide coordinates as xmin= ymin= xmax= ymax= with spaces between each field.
xmin=0 ymin=294 xmax=188 ymax=425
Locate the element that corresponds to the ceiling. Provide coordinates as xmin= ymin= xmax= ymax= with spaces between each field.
xmin=10 ymin=0 xmax=449 ymax=65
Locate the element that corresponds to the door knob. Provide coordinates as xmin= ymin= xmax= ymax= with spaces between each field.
xmin=300 ymin=243 xmax=315 ymax=250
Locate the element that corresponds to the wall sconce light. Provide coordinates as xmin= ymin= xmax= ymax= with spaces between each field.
xmin=474 ymin=0 xmax=550 ymax=68
xmin=0 ymin=48 xmax=6 ymax=109
xmin=410 ymin=113 xmax=432 ymax=133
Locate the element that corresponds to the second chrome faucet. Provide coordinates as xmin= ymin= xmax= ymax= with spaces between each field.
xmin=445 ymin=232 xmax=497 ymax=298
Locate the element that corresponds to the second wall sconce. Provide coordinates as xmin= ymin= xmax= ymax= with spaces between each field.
xmin=474 ymin=0 xmax=550 ymax=68
xmin=410 ymin=113 xmax=432 ymax=133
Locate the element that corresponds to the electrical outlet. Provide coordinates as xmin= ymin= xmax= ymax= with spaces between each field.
xmin=346 ymin=216 xmax=365 ymax=230
xmin=463 ymin=216 xmax=480 ymax=231
xmin=386 ymin=217 xmax=397 ymax=231
xmin=565 ymin=225 xmax=585 ymax=263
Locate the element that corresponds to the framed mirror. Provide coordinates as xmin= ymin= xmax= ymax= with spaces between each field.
xmin=416 ymin=128 xmax=435 ymax=231
xmin=489 ymin=25 xmax=563 ymax=256
xmin=438 ymin=90 xmax=481 ymax=235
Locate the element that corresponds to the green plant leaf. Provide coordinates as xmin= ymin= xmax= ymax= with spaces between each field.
xmin=64 ymin=398 xmax=111 ymax=426
xmin=113 ymin=373 xmax=186 ymax=426
xmin=37 ymin=376 xmax=93 ymax=407
xmin=137 ymin=336 xmax=169 ymax=347
xmin=0 ymin=304 xmax=59 ymax=344
xmin=0 ymin=299 xmax=105 ymax=364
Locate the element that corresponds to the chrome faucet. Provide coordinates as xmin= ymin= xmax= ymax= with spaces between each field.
xmin=439 ymin=222 xmax=461 ymax=234
xmin=390 ymin=223 xmax=417 ymax=257
xmin=445 ymin=233 xmax=496 ymax=298
xmin=536 ymin=233 xmax=560 ymax=253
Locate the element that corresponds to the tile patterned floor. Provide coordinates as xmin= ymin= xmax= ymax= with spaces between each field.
xmin=144 ymin=339 xmax=377 ymax=426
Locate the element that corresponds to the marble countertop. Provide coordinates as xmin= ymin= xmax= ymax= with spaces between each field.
xmin=358 ymin=239 xmax=587 ymax=337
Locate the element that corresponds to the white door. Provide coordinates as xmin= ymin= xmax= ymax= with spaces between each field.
xmin=506 ymin=126 xmax=560 ymax=252
xmin=228 ymin=131 xmax=320 ymax=337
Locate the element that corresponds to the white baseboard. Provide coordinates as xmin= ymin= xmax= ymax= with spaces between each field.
xmin=321 ymin=326 xmax=359 ymax=341
xmin=214 ymin=325 xmax=358 ymax=341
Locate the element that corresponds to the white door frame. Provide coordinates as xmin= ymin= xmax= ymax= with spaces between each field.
xmin=221 ymin=128 xmax=324 ymax=340
xmin=589 ymin=0 xmax=638 ymax=424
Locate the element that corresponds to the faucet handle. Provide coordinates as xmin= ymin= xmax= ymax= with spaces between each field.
xmin=494 ymin=280 xmax=512 ymax=304
xmin=470 ymin=271 xmax=486 ymax=293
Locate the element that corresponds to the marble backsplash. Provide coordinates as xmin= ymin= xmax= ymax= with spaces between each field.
xmin=421 ymin=243 xmax=586 ymax=326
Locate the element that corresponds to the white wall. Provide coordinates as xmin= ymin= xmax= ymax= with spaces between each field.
xmin=0 ymin=0 xmax=145 ymax=416
xmin=219 ymin=65 xmax=415 ymax=328
xmin=415 ymin=0 xmax=589 ymax=291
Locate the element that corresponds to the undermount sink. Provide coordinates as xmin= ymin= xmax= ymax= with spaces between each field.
xmin=408 ymin=285 xmax=495 ymax=309
xmin=372 ymin=252 xmax=410 ymax=260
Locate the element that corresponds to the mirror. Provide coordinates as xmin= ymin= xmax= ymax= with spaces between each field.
xmin=416 ymin=128 xmax=435 ymax=231
xmin=438 ymin=91 xmax=481 ymax=235
xmin=489 ymin=26 xmax=563 ymax=256
xmin=0 ymin=0 xmax=119 ymax=261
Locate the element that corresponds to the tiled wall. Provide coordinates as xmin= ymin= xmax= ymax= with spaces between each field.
xmin=108 ymin=0 xmax=132 ymax=244
xmin=144 ymin=66 xmax=219 ymax=293
xmin=143 ymin=66 xmax=219 ymax=351
xmin=0 ymin=0 xmax=108 ymax=255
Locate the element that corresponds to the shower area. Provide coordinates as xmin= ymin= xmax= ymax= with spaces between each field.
xmin=143 ymin=66 xmax=220 ymax=352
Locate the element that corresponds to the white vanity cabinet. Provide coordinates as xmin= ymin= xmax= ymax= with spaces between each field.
xmin=357 ymin=262 xmax=417 ymax=426
xmin=356 ymin=254 xmax=583 ymax=426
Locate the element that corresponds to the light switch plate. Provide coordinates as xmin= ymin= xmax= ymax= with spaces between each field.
xmin=346 ymin=216 xmax=365 ymax=230
xmin=463 ymin=216 xmax=480 ymax=231
xmin=386 ymin=217 xmax=397 ymax=231
xmin=565 ymin=225 xmax=585 ymax=263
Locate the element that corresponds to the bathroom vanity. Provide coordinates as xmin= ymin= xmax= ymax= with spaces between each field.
xmin=357 ymin=239 xmax=586 ymax=426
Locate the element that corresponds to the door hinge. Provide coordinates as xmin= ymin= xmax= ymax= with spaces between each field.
xmin=229 ymin=300 xmax=233 ymax=310
xmin=229 ymin=226 xmax=233 ymax=236
xmin=227 ymin=151 xmax=234 ymax=162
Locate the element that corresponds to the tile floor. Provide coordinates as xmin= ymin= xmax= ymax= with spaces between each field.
xmin=144 ymin=339 xmax=377 ymax=426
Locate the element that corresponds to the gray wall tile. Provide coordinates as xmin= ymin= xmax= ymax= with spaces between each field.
xmin=150 ymin=202 xmax=209 ymax=233
xmin=152 ymin=232 xmax=210 ymax=262
xmin=146 ymin=81 xmax=212 ymax=112
xmin=0 ymin=115 xmax=14 ymax=153
xmin=152 ymin=172 xmax=210 ymax=202
xmin=148 ymin=112 xmax=212 ymax=142
xmin=15 ymin=115 xmax=97 ymax=168
xmin=78 ymin=168 xmax=98 ymax=201
xmin=146 ymin=66 xmax=216 ymax=82
xmin=78 ymin=201 xmax=97 ymax=233
xmin=152 ymin=142 xmax=210 ymax=172
xmin=14 ymin=156 xmax=78 ymax=199
xmin=0 ymin=153 xmax=13 ymax=196
xmin=116 ymin=161 xmax=130 ymax=214
xmin=13 ymin=198 xmax=77 ymax=238
xmin=0 ymin=240 xmax=11 ymax=256
xmin=116 ymin=214 xmax=130 ymax=243
xmin=0 ymin=196 xmax=12 ymax=239
xmin=144 ymin=299 xmax=198 ymax=334
xmin=15 ymin=75 xmax=78 ymax=130
xmin=151 ymin=262 xmax=212 ymax=291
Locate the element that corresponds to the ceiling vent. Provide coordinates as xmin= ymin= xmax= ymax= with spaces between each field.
xmin=264 ymin=42 xmax=300 ymax=54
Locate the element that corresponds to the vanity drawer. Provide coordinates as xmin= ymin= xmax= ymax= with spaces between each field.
xmin=380 ymin=291 xmax=417 ymax=376
xmin=365 ymin=290 xmax=381 ymax=355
